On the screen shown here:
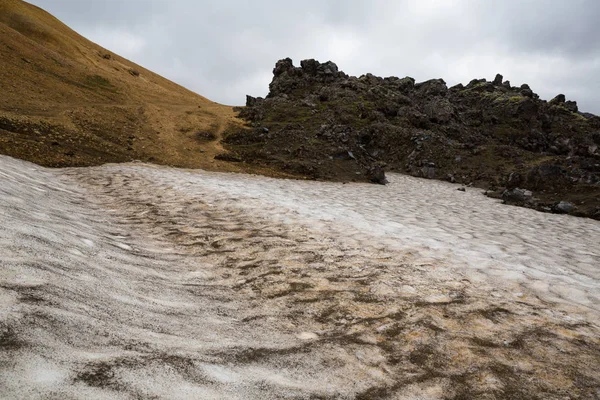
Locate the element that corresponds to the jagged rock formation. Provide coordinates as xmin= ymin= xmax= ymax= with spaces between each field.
xmin=225 ymin=58 xmax=600 ymax=219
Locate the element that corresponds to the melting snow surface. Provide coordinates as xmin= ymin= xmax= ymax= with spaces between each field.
xmin=0 ymin=155 xmax=599 ymax=399
xmin=131 ymin=164 xmax=600 ymax=312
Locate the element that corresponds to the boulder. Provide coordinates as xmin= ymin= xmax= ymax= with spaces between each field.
xmin=554 ymin=201 xmax=575 ymax=214
xmin=549 ymin=94 xmax=566 ymax=105
xmin=424 ymin=98 xmax=454 ymax=124
xmin=526 ymin=164 xmax=568 ymax=190
xmin=502 ymin=188 xmax=533 ymax=203
xmin=421 ymin=163 xmax=436 ymax=179
xmin=367 ymin=165 xmax=388 ymax=185
xmin=467 ymin=78 xmax=486 ymax=88
xmin=245 ymin=95 xmax=263 ymax=107
xmin=506 ymin=172 xmax=522 ymax=189
xmin=300 ymin=59 xmax=320 ymax=75
xmin=397 ymin=77 xmax=416 ymax=93
xmin=520 ymin=88 xmax=534 ymax=98
xmin=516 ymin=98 xmax=539 ymax=120
xmin=415 ymin=79 xmax=447 ymax=97
xmin=318 ymin=61 xmax=339 ymax=76
xmin=273 ymin=58 xmax=294 ymax=77
xmin=564 ymin=100 xmax=578 ymax=113
xmin=493 ymin=74 xmax=503 ymax=86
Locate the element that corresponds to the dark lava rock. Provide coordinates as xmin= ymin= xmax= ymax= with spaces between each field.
xmin=493 ymin=74 xmax=503 ymax=86
xmin=550 ymin=94 xmax=566 ymax=105
xmin=273 ymin=57 xmax=294 ymax=77
xmin=367 ymin=165 xmax=388 ymax=185
xmin=502 ymin=188 xmax=533 ymax=203
xmin=506 ymin=172 xmax=523 ymax=189
xmin=526 ymin=165 xmax=568 ymax=190
xmin=554 ymin=201 xmax=576 ymax=214
xmin=415 ymin=79 xmax=447 ymax=97
xmin=520 ymin=88 xmax=534 ymax=98
xmin=564 ymin=101 xmax=578 ymax=113
xmin=421 ymin=164 xmax=436 ymax=179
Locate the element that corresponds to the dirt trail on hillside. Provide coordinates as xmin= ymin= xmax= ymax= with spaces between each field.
xmin=0 ymin=155 xmax=599 ymax=399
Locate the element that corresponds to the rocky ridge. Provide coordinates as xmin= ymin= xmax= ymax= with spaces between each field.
xmin=225 ymin=58 xmax=600 ymax=219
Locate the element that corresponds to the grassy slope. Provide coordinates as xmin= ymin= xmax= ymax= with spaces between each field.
xmin=0 ymin=0 xmax=254 ymax=172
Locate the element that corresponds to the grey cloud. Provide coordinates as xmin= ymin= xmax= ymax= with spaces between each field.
xmin=29 ymin=0 xmax=600 ymax=112
xmin=33 ymin=0 xmax=162 ymax=27
xmin=477 ymin=0 xmax=600 ymax=57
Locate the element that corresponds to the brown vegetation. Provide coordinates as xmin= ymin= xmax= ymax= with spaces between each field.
xmin=0 ymin=0 xmax=253 ymax=173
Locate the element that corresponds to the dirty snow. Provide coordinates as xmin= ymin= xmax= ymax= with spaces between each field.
xmin=0 ymin=155 xmax=599 ymax=399
xmin=128 ymin=163 xmax=600 ymax=314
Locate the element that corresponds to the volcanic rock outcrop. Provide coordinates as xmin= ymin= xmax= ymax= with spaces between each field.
xmin=225 ymin=58 xmax=600 ymax=219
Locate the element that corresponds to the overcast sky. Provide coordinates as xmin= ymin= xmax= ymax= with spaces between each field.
xmin=30 ymin=0 xmax=600 ymax=113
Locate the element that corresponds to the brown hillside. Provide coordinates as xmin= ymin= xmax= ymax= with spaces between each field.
xmin=0 ymin=0 xmax=247 ymax=171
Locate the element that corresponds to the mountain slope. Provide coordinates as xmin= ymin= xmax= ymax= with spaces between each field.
xmin=0 ymin=0 xmax=241 ymax=170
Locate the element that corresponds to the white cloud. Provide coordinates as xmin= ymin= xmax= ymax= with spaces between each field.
xmin=28 ymin=0 xmax=600 ymax=112
xmin=82 ymin=28 xmax=147 ymax=58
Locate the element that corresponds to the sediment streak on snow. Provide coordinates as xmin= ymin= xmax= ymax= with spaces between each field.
xmin=0 ymin=155 xmax=599 ymax=399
